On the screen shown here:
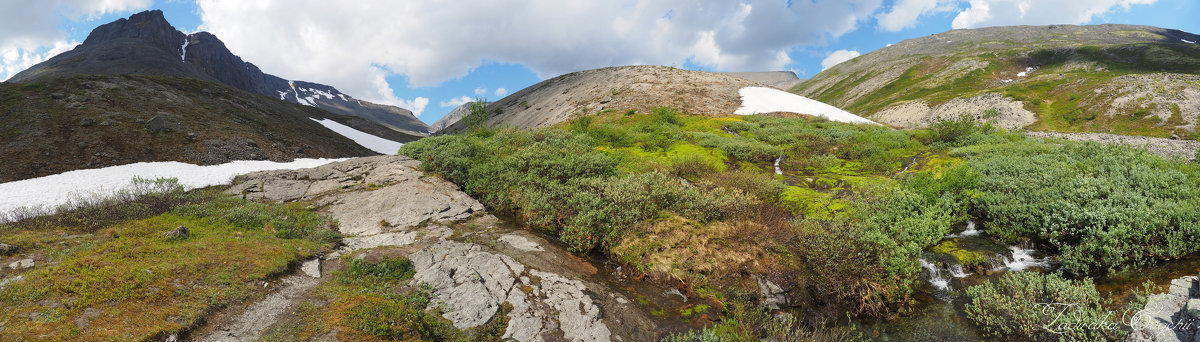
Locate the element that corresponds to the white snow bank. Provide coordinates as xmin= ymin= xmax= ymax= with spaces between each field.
xmin=1183 ymin=39 xmax=1196 ymax=44
xmin=310 ymin=118 xmax=403 ymax=154
xmin=733 ymin=87 xmax=877 ymax=125
xmin=0 ymin=158 xmax=344 ymax=219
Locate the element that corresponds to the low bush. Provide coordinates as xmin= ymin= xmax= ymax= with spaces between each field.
xmin=174 ymin=197 xmax=339 ymax=244
xmin=961 ymin=141 xmax=1200 ymax=276
xmin=663 ymin=300 xmax=862 ymax=342
xmin=399 ymin=129 xmax=752 ymax=252
xmin=692 ymin=132 xmax=782 ymax=163
xmin=964 ymin=272 xmax=1117 ymax=341
xmin=791 ymin=187 xmax=956 ymax=315
xmin=2 ymin=177 xmax=206 ymax=231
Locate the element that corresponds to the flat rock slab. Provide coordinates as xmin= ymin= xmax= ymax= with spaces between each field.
xmin=226 ymin=155 xmax=484 ymax=236
xmin=410 ymin=240 xmax=612 ymax=341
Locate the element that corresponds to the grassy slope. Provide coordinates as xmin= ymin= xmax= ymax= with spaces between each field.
xmin=0 ymin=189 xmax=336 ymax=340
xmin=796 ymin=35 xmax=1200 ymax=138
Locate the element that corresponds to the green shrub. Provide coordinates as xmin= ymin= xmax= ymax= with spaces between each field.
xmin=400 ymin=128 xmax=751 ymax=252
xmin=174 ymin=197 xmax=339 ymax=244
xmin=964 ymin=272 xmax=1117 ymax=341
xmin=962 ymin=141 xmax=1200 ymax=276
xmin=662 ymin=301 xmax=862 ymax=342
xmin=3 ymin=177 xmax=205 ymax=231
xmin=691 ymin=132 xmax=782 ymax=163
xmin=792 ymin=186 xmax=956 ymax=315
xmin=929 ymin=113 xmax=982 ymax=146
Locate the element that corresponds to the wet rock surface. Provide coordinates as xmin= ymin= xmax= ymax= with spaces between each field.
xmin=1129 ymin=273 xmax=1200 ymax=342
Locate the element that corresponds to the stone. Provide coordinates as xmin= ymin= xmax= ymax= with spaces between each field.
xmin=162 ymin=226 xmax=189 ymax=240
xmin=73 ymin=307 xmax=102 ymax=329
xmin=7 ymin=258 xmax=34 ymax=269
xmin=409 ymin=240 xmax=611 ymax=341
xmin=0 ymin=275 xmax=22 ymax=290
xmin=227 ymin=156 xmax=483 ymax=236
xmin=0 ymin=243 xmax=16 ymax=256
xmin=339 ymin=231 xmax=419 ymax=251
xmin=1170 ymin=277 xmax=1195 ymax=296
xmin=757 ymin=276 xmax=788 ymax=310
xmin=145 ymin=116 xmax=166 ymax=132
xmin=79 ymin=118 xmax=95 ymax=127
xmin=300 ymin=259 xmax=320 ymax=278
xmin=498 ymin=234 xmax=544 ymax=252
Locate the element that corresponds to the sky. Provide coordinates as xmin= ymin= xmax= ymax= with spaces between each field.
xmin=1 ymin=0 xmax=1196 ymax=125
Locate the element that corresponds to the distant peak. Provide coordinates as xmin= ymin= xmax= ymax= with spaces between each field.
xmin=83 ymin=9 xmax=182 ymax=48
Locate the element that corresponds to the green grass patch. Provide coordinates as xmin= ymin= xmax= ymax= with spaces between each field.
xmin=0 ymin=196 xmax=332 ymax=341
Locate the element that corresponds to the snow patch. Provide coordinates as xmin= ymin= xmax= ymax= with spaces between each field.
xmin=1183 ymin=39 xmax=1196 ymax=44
xmin=0 ymin=159 xmax=344 ymax=219
xmin=310 ymin=118 xmax=403 ymax=154
xmin=288 ymin=81 xmax=313 ymax=106
xmin=1016 ymin=67 xmax=1033 ymax=77
xmin=276 ymin=91 xmax=288 ymax=100
xmin=1002 ymin=79 xmax=1013 ymax=83
xmin=734 ymin=87 xmax=877 ymax=125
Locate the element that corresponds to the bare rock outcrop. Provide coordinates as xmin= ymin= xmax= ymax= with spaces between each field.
xmin=872 ymin=93 xmax=1037 ymax=129
xmin=226 ymin=155 xmax=484 ymax=236
xmin=218 ymin=155 xmax=644 ymax=341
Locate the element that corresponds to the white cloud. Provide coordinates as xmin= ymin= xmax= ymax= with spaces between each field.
xmin=876 ymin=0 xmax=957 ymax=32
xmin=474 ymin=87 xmax=487 ymax=95
xmin=494 ymin=88 xmax=507 ymax=97
xmin=195 ymin=0 xmax=883 ymax=102
xmin=439 ymin=96 xmax=471 ymax=108
xmin=0 ymin=0 xmax=151 ymax=81
xmin=2 ymin=40 xmax=75 ymax=81
xmin=821 ymin=50 xmax=861 ymax=70
xmin=396 ymin=96 xmax=428 ymax=117
xmin=948 ymin=0 xmax=1157 ymax=29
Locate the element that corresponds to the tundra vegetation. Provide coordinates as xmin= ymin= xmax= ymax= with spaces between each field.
xmin=399 ymin=107 xmax=1200 ymax=340
xmin=3 ymin=107 xmax=1197 ymax=340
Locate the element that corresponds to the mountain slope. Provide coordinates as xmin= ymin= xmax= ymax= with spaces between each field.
xmin=0 ymin=74 xmax=382 ymax=182
xmin=793 ymin=24 xmax=1200 ymax=138
xmin=722 ymin=71 xmax=803 ymax=90
xmin=428 ymin=101 xmax=479 ymax=133
xmin=7 ymin=10 xmax=429 ymax=137
xmin=442 ymin=65 xmax=769 ymax=132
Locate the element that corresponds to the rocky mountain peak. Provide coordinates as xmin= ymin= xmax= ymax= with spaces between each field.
xmin=82 ymin=10 xmax=184 ymax=54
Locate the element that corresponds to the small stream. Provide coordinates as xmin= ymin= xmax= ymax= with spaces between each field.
xmin=856 ymin=220 xmax=1055 ymax=340
xmin=859 ymin=220 xmax=1200 ymax=341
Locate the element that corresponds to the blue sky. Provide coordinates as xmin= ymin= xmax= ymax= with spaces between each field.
xmin=1 ymin=0 xmax=1196 ymax=125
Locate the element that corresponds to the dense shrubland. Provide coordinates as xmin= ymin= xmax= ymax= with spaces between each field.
xmin=401 ymin=108 xmax=1200 ymax=337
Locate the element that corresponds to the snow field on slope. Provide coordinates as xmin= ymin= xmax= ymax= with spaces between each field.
xmin=310 ymin=118 xmax=404 ymax=155
xmin=0 ymin=158 xmax=345 ymax=220
xmin=733 ymin=87 xmax=878 ymax=125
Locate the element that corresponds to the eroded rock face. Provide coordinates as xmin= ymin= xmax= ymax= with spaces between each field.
xmin=410 ymin=240 xmax=612 ymax=342
xmin=872 ymin=93 xmax=1037 ymax=130
xmin=226 ymin=155 xmax=484 ymax=236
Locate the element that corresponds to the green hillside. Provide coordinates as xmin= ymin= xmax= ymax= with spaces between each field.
xmin=794 ymin=24 xmax=1200 ymax=139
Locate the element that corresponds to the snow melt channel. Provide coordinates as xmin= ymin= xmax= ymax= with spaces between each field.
xmin=0 ymin=158 xmax=345 ymax=219
xmin=309 ymin=118 xmax=404 ymax=155
xmin=733 ymin=87 xmax=878 ymax=125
